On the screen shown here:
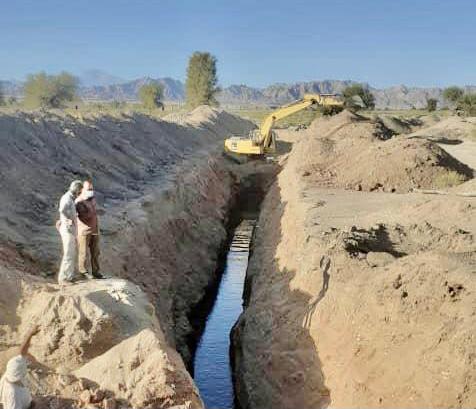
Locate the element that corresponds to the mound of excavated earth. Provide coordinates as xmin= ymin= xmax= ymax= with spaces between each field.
xmin=0 ymin=106 xmax=254 ymax=408
xmin=408 ymin=115 xmax=476 ymax=142
xmin=0 ymin=274 xmax=202 ymax=408
xmin=296 ymin=111 xmax=473 ymax=192
xmin=233 ymin=112 xmax=476 ymax=408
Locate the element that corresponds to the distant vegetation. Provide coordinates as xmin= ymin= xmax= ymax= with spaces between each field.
xmin=185 ymin=51 xmax=220 ymax=109
xmin=0 ymin=84 xmax=4 ymax=105
xmin=443 ymin=86 xmax=464 ymax=104
xmin=443 ymin=86 xmax=476 ymax=116
xmin=109 ymin=100 xmax=126 ymax=110
xmin=426 ymin=98 xmax=437 ymax=112
xmin=456 ymin=93 xmax=476 ymax=117
xmin=342 ymin=84 xmax=375 ymax=111
xmin=138 ymin=82 xmax=164 ymax=110
xmin=321 ymin=105 xmax=344 ymax=116
xmin=24 ymin=72 xmax=78 ymax=108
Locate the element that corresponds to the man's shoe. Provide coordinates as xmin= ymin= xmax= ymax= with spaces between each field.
xmin=59 ymin=276 xmax=80 ymax=285
xmin=78 ymin=272 xmax=89 ymax=281
xmin=92 ymin=272 xmax=105 ymax=279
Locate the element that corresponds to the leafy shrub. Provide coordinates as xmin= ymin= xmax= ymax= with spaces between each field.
xmin=138 ymin=83 xmax=164 ymax=110
xmin=442 ymin=86 xmax=464 ymax=104
xmin=426 ymin=98 xmax=437 ymax=112
xmin=321 ymin=105 xmax=344 ymax=116
xmin=342 ymin=84 xmax=375 ymax=111
xmin=456 ymin=93 xmax=476 ymax=117
xmin=24 ymin=72 xmax=78 ymax=108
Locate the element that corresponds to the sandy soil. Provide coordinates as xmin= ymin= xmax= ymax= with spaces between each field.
xmin=409 ymin=115 xmax=476 ymax=142
xmin=289 ymin=112 xmax=473 ymax=193
xmin=0 ymin=106 xmax=254 ymax=408
xmin=233 ymin=112 xmax=476 ymax=408
xmin=0 ymin=274 xmax=202 ymax=408
xmin=438 ymin=140 xmax=476 ymax=173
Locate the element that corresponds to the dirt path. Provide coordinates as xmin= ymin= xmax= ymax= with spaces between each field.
xmin=302 ymin=187 xmax=476 ymax=233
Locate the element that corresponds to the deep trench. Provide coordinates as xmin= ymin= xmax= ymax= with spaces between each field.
xmin=187 ymin=164 xmax=276 ymax=408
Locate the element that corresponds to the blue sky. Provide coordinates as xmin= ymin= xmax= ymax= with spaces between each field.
xmin=1 ymin=0 xmax=475 ymax=88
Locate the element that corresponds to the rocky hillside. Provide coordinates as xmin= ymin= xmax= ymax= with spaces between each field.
xmin=3 ymin=77 xmax=475 ymax=109
xmin=0 ymin=80 xmax=22 ymax=98
xmin=80 ymin=77 xmax=185 ymax=101
xmin=220 ymin=80 xmax=355 ymax=105
xmin=77 ymin=69 xmax=126 ymax=87
xmin=218 ymin=82 xmax=476 ymax=109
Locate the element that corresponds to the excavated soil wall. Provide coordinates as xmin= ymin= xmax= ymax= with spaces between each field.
xmin=232 ymin=113 xmax=476 ymax=409
xmin=0 ymin=107 xmax=255 ymax=408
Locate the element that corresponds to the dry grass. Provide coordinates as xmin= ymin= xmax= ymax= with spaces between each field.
xmin=0 ymin=101 xmax=187 ymax=120
xmin=434 ymin=170 xmax=467 ymax=188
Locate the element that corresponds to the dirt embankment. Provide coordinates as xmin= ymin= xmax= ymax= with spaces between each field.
xmin=0 ymin=107 xmax=254 ymax=408
xmin=233 ymin=112 xmax=476 ymax=408
xmin=297 ymin=111 xmax=472 ymax=192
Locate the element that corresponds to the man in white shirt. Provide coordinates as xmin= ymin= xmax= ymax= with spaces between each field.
xmin=56 ymin=180 xmax=83 ymax=284
xmin=0 ymin=326 xmax=40 ymax=409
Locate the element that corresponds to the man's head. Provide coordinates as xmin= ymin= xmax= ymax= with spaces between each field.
xmin=69 ymin=180 xmax=83 ymax=197
xmin=83 ymin=180 xmax=93 ymax=192
xmin=81 ymin=180 xmax=95 ymax=200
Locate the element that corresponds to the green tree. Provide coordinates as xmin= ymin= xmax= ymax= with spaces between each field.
xmin=185 ymin=51 xmax=220 ymax=109
xmin=442 ymin=86 xmax=464 ymax=104
xmin=24 ymin=71 xmax=78 ymax=109
xmin=426 ymin=98 xmax=437 ymax=112
xmin=342 ymin=84 xmax=375 ymax=111
xmin=456 ymin=93 xmax=476 ymax=117
xmin=53 ymin=72 xmax=78 ymax=106
xmin=138 ymin=82 xmax=164 ymax=110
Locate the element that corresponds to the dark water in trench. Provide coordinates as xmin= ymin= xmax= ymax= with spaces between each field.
xmin=193 ymin=219 xmax=255 ymax=409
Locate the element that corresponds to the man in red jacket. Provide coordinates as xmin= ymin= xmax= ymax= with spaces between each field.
xmin=76 ymin=180 xmax=104 ymax=279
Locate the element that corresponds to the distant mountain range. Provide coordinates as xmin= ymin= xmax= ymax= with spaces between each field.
xmin=78 ymin=69 xmax=126 ymax=87
xmin=80 ymin=77 xmax=185 ymax=101
xmin=217 ymin=81 xmax=476 ymax=109
xmin=2 ymin=76 xmax=475 ymax=110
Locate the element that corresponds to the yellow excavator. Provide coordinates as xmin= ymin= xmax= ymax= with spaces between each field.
xmin=224 ymin=93 xmax=343 ymax=158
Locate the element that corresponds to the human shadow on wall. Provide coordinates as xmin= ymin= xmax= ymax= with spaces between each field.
xmin=303 ymin=255 xmax=331 ymax=330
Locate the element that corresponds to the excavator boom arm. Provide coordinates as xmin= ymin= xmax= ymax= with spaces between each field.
xmin=258 ymin=94 xmax=343 ymax=147
xmin=224 ymin=93 xmax=343 ymax=157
